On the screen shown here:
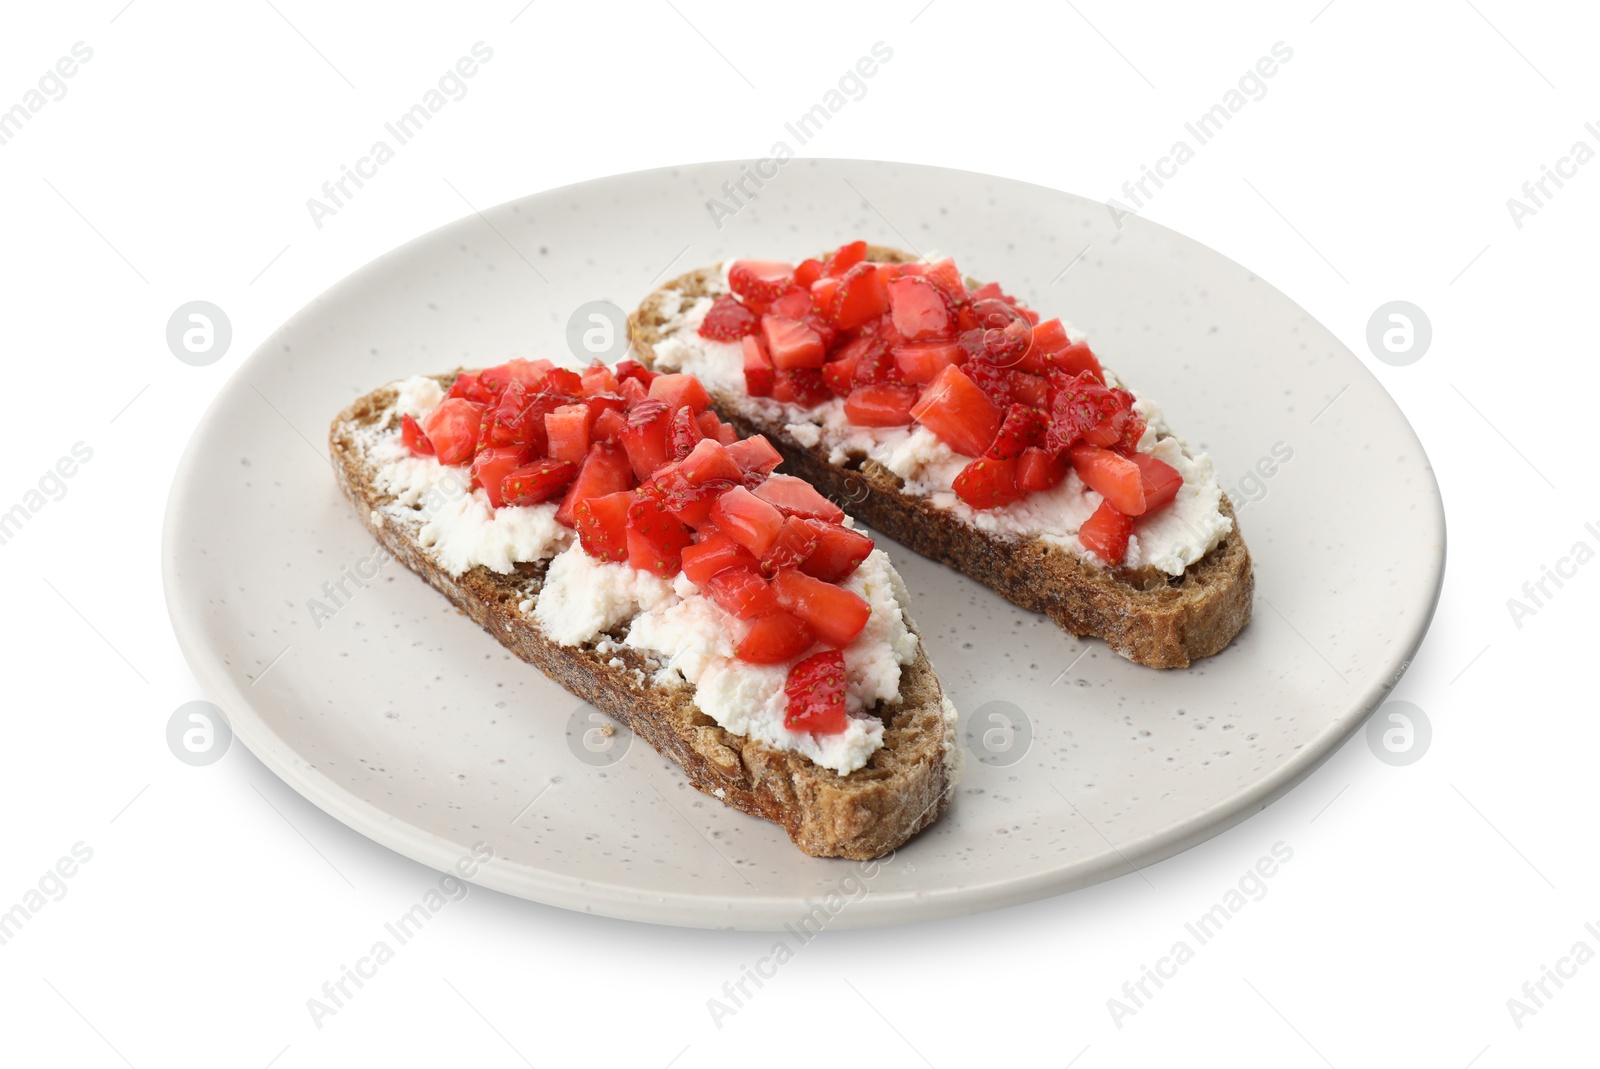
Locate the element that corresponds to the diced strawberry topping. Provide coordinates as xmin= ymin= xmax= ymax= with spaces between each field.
xmin=648 ymin=373 xmax=711 ymax=414
xmin=795 ymin=258 xmax=825 ymax=288
xmin=724 ymin=435 xmax=783 ymax=476
xmin=851 ymin=341 xmax=903 ymax=386
xmin=798 ymin=521 xmax=873 ymax=582
xmin=472 ymin=446 xmax=531 ymax=508
xmin=698 ymin=294 xmax=761 ymax=341
xmin=753 ymin=474 xmax=845 ymax=523
xmin=555 ymin=441 xmax=635 ymax=527
xmin=580 ymin=364 xmax=620 ymax=396
xmin=705 ymin=567 xmax=781 ymax=619
xmin=573 ymin=489 xmax=632 ymax=562
xmin=681 ymin=532 xmax=761 ymax=587
xmin=1043 ymin=340 xmax=1104 ymax=383
xmin=909 ymin=366 xmax=1002 ymax=458
xmin=478 ymin=359 xmax=554 ymax=394
xmin=544 ymin=403 xmax=594 ymax=464
xmin=401 ymin=413 xmax=434 ymax=457
xmin=893 ymin=341 xmax=964 ymax=384
xmin=887 ymin=275 xmax=954 ymax=341
xmin=771 ymin=368 xmax=832 ymax=407
xmin=1079 ymin=499 xmax=1134 ymax=566
xmin=827 ymin=262 xmax=890 ymax=331
xmin=987 ymin=404 xmax=1047 ymax=459
xmin=783 ymin=649 xmax=848 ymax=734
xmin=619 ymin=399 xmax=673 ymax=479
xmin=729 ymin=260 xmax=796 ymax=304
xmin=920 ymin=257 xmax=966 ymax=303
xmin=446 ymin=372 xmax=496 ymax=404
xmin=761 ymin=315 xmax=826 ymax=369
xmin=614 ymin=359 xmax=656 ymax=387
xmin=735 ymin=610 xmax=815 ymax=664
xmin=844 ymin=384 xmax=920 ymax=427
xmin=771 ymin=568 xmax=871 ymax=648
xmin=1016 ymin=318 xmax=1068 ymax=373
xmin=501 ymin=458 xmax=578 ymax=506
xmin=710 ymin=485 xmax=786 ymax=556
xmin=822 ymin=240 xmax=868 ymax=277
xmin=592 ymin=406 xmax=627 ymax=444
xmin=422 ymin=398 xmax=486 ymax=466
xmin=760 ymin=517 xmax=820 ymax=575
xmin=1069 ymin=444 xmax=1146 ymax=515
xmin=668 ymin=404 xmax=704 ymax=461
xmin=952 ymin=456 xmax=1026 ymax=511
xmin=1131 ymin=453 xmax=1183 ymax=512
xmin=679 ymin=437 xmax=743 ymax=485
xmin=625 ymin=495 xmax=695 ymax=578
xmin=1016 ymin=446 xmax=1069 ymax=492
xmin=742 ymin=335 xmax=775 ymax=398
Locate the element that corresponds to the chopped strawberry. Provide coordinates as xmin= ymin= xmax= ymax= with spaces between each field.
xmin=828 ymin=262 xmax=890 ymax=331
xmin=617 ymin=377 xmax=649 ymax=405
xmin=592 ymin=406 xmax=627 ymax=444
xmin=698 ymin=294 xmax=761 ymax=341
xmin=845 ymin=384 xmax=920 ymax=426
xmin=626 ymin=495 xmax=695 ymax=578
xmin=966 ymin=298 xmax=1032 ymax=367
xmin=544 ymin=403 xmax=594 ymax=464
xmin=920 ymin=258 xmax=966 ymax=303
xmin=545 ymin=367 xmax=584 ymax=396
xmin=962 ymin=358 xmax=1016 ymax=409
xmin=619 ymin=399 xmax=673 ymax=479
xmin=1082 ymin=403 xmax=1145 ymax=451
xmin=810 ymin=276 xmax=840 ymax=317
xmin=681 ymin=532 xmax=761 ymax=587
xmin=471 ymin=446 xmax=530 ymax=508
xmin=952 ymin=456 xmax=1026 ymax=510
xmin=422 ymin=398 xmax=486 ymax=466
xmin=710 ymin=485 xmax=786 ymax=556
xmin=501 ymin=458 xmax=578 ymax=506
xmin=771 ymin=368 xmax=832 ymax=407
xmin=614 ymin=359 xmax=656 ymax=387
xmin=478 ymin=359 xmax=554 ymax=394
xmin=729 ymin=260 xmax=796 ymax=303
xmin=987 ymin=404 xmax=1047 ymax=459
xmin=1131 ymin=452 xmax=1183 ymax=511
xmin=753 ymin=474 xmax=845 ymax=523
xmin=768 ymin=289 xmax=813 ymax=319
xmin=555 ymin=442 xmax=636 ymax=526
xmin=574 ymin=489 xmax=633 ymax=562
xmin=1016 ymin=318 xmax=1069 ymax=373
xmin=1046 ymin=371 xmax=1126 ymax=453
xmin=695 ymin=409 xmax=725 ymax=441
xmin=822 ymin=240 xmax=868 ymax=277
xmin=761 ymin=315 xmax=825 ymax=369
xmin=771 ymin=568 xmax=871 ymax=648
xmin=742 ymin=335 xmax=775 ymax=397
xmin=1069 ymin=444 xmax=1146 ymax=515
xmin=705 ymin=567 xmax=781 ymax=619
xmin=401 ymin=414 xmax=434 ymax=457
xmin=794 ymin=258 xmax=826 ymax=288
xmin=886 ymin=275 xmax=954 ymax=340
xmin=1079 ymin=499 xmax=1134 ymax=566
xmin=446 ymin=372 xmax=496 ymax=405
xmin=724 ymin=435 xmax=783 ymax=476
xmin=1043 ymin=340 xmax=1104 ymax=383
xmin=650 ymin=465 xmax=735 ymax=527
xmin=784 ymin=649 xmax=848 ymax=734
xmin=893 ymin=340 xmax=964 ymax=384
xmin=734 ymin=610 xmax=814 ymax=665
xmin=852 ymin=341 xmax=903 ymax=386
xmin=822 ymin=353 xmax=859 ymax=397
xmin=580 ymin=364 xmax=620 ymax=396
xmin=760 ymin=516 xmax=821 ymax=575
xmin=679 ymin=437 xmax=743 ymax=485
xmin=1010 ymin=371 xmax=1049 ymax=409
xmin=909 ymin=366 xmax=1003 ymax=458
xmin=798 ymin=521 xmax=874 ymax=582
xmin=648 ymin=373 xmax=712 ymax=414
xmin=668 ymin=404 xmax=704 ymax=461
xmin=1016 ymin=446 xmax=1069 ymax=492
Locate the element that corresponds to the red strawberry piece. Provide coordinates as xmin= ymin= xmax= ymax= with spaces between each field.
xmin=617 ymin=377 xmax=649 ymax=405
xmin=545 ymin=367 xmax=584 ymax=396
xmin=952 ymin=455 xmax=1026 ymax=510
xmin=555 ymin=442 xmax=636 ymax=527
xmin=828 ymin=261 xmax=890 ymax=331
xmin=783 ymin=649 xmax=848 ymax=734
xmin=920 ymin=258 xmax=967 ymax=303
xmin=1131 ymin=452 xmax=1183 ymax=511
xmin=422 ymin=398 xmax=486 ymax=466
xmin=401 ymin=414 xmax=435 ymax=457
xmin=844 ymin=384 xmax=920 ymax=427
xmin=823 ymin=240 xmax=868 ymax=276
xmin=667 ymin=404 xmax=704 ymax=461
xmin=592 ymin=406 xmax=627 ymax=444
xmin=1017 ymin=318 xmax=1069 ymax=373
xmin=1016 ymin=446 xmax=1069 ymax=492
xmin=822 ymin=353 xmax=858 ymax=397
xmin=680 ymin=437 xmax=743 ymax=485
xmin=909 ymin=366 xmax=1003 ymax=458
xmin=886 ymin=275 xmax=954 ymax=341
xmin=1069 ymin=444 xmax=1147 ymax=515
xmin=770 ymin=568 xmax=871 ymax=648
xmin=794 ymin=258 xmax=826 ymax=288
xmin=574 ymin=489 xmax=633 ymax=562
xmin=728 ymin=260 xmax=796 ymax=303
xmin=987 ymin=404 xmax=1047 ymax=459
xmin=681 ymin=532 xmax=761 ymax=588
xmin=852 ymin=340 xmax=902 ymax=386
xmin=771 ymin=368 xmax=832 ymax=407
xmin=705 ymin=566 xmax=781 ymax=619
xmin=710 ymin=485 xmax=786 ymax=556
xmin=759 ymin=516 xmax=821 ymax=575
xmin=1045 ymin=371 xmax=1126 ymax=454
xmin=734 ymin=611 xmax=814 ymax=665
xmin=625 ymin=494 xmax=695 ymax=578
xmin=580 ymin=364 xmax=620 ymax=396
xmin=501 ymin=458 xmax=578 ymax=506
xmin=1042 ymin=340 xmax=1104 ymax=383
xmin=797 ymin=521 xmax=874 ymax=582
xmin=619 ymin=398 xmax=674 ymax=479
xmin=892 ymin=340 xmax=964 ymax=384
xmin=724 ymin=435 xmax=783 ymax=476
xmin=742 ymin=335 xmax=775 ymax=397
xmin=1079 ymin=499 xmax=1134 ymax=566
xmin=471 ymin=446 xmax=531 ymax=508
xmin=544 ymin=402 xmax=595 ymax=464
xmin=478 ymin=359 xmax=554 ymax=394
xmin=753 ymin=474 xmax=845 ymax=523
xmin=962 ymin=356 xmax=1016 ymax=409
xmin=761 ymin=315 xmax=826 ymax=369
xmin=648 ymin=373 xmax=712 ymax=413
xmin=446 ymin=372 xmax=496 ymax=404
xmin=1010 ymin=372 xmax=1049 ymax=409
xmin=613 ymin=359 xmax=656 ymax=386
xmin=698 ymin=294 xmax=761 ymax=341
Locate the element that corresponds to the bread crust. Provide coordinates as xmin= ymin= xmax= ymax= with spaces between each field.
xmin=628 ymin=248 xmax=1254 ymax=668
xmin=329 ymin=379 xmax=956 ymax=860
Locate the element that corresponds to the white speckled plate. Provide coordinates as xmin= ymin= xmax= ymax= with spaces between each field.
xmin=163 ymin=160 xmax=1445 ymax=929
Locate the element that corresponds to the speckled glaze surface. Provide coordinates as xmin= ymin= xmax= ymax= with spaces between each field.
xmin=162 ymin=160 xmax=1445 ymax=930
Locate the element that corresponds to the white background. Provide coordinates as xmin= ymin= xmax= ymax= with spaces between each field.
xmin=2 ymin=1 xmax=1595 ymax=1065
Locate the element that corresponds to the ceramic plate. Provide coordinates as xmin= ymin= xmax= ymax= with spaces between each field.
xmin=162 ymin=160 xmax=1445 ymax=929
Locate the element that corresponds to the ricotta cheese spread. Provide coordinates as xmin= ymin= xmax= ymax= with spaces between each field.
xmin=644 ymin=267 xmax=1232 ymax=575
xmin=354 ymin=375 xmax=913 ymax=774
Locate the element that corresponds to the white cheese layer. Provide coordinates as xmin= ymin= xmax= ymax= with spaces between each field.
xmin=644 ymin=271 xmax=1231 ymax=575
xmin=356 ymin=375 xmax=913 ymax=774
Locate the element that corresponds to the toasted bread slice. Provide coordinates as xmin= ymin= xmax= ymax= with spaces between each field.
xmin=329 ymin=374 xmax=958 ymax=860
xmin=629 ymin=246 xmax=1253 ymax=668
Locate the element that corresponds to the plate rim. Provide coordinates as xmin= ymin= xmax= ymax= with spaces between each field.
xmin=161 ymin=157 xmax=1448 ymax=930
